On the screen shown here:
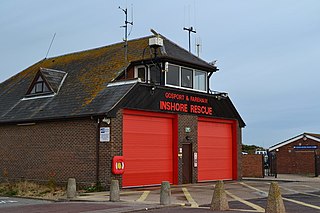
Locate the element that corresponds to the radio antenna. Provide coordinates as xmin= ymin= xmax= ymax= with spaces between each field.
xmin=195 ymin=37 xmax=202 ymax=57
xmin=183 ymin=26 xmax=196 ymax=52
xmin=45 ymin=33 xmax=56 ymax=59
xmin=119 ymin=5 xmax=133 ymax=79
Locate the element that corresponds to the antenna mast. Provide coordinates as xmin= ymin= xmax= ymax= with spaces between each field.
xmin=183 ymin=27 xmax=196 ymax=52
xmin=195 ymin=37 xmax=202 ymax=57
xmin=45 ymin=33 xmax=56 ymax=59
xmin=119 ymin=6 xmax=133 ymax=79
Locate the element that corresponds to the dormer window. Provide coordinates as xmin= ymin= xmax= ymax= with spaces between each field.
xmin=30 ymin=76 xmax=51 ymax=94
xmin=24 ymin=68 xmax=67 ymax=99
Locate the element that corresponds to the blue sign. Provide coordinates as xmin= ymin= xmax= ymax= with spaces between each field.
xmin=293 ymin=145 xmax=317 ymax=150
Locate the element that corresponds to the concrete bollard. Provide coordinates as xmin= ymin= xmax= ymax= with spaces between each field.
xmin=210 ymin=180 xmax=229 ymax=211
xmin=110 ymin=180 xmax=120 ymax=202
xmin=67 ymin=178 xmax=77 ymax=199
xmin=160 ymin=181 xmax=171 ymax=205
xmin=265 ymin=182 xmax=286 ymax=213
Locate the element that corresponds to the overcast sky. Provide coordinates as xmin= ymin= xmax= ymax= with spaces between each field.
xmin=1 ymin=0 xmax=320 ymax=148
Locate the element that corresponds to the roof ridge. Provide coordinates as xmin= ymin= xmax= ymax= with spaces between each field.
xmin=45 ymin=35 xmax=154 ymax=61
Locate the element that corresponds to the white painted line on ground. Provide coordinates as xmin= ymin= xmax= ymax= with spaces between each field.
xmin=182 ymin=187 xmax=199 ymax=207
xmin=241 ymin=182 xmax=320 ymax=210
xmin=0 ymin=200 xmax=18 ymax=204
xmin=136 ymin=191 xmax=150 ymax=202
xmin=283 ymin=197 xmax=320 ymax=210
xmin=279 ymin=186 xmax=320 ymax=198
xmin=300 ymin=184 xmax=320 ymax=191
xmin=225 ymin=190 xmax=264 ymax=212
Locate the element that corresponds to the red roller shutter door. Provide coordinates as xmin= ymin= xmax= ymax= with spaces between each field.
xmin=123 ymin=112 xmax=174 ymax=187
xmin=198 ymin=119 xmax=233 ymax=181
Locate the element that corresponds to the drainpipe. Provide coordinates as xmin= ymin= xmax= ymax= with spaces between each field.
xmin=96 ymin=118 xmax=101 ymax=184
xmin=208 ymin=72 xmax=213 ymax=94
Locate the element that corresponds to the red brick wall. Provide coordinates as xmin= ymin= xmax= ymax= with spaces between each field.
xmin=275 ymin=138 xmax=318 ymax=174
xmin=242 ymin=154 xmax=264 ymax=178
xmin=0 ymin=118 xmax=106 ymax=186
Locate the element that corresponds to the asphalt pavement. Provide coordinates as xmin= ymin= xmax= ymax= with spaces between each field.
xmin=0 ymin=174 xmax=319 ymax=213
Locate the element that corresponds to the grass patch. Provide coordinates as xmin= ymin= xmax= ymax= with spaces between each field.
xmin=0 ymin=181 xmax=65 ymax=200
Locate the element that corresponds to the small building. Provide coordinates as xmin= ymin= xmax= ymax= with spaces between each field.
xmin=269 ymin=133 xmax=320 ymax=175
xmin=0 ymin=32 xmax=245 ymax=188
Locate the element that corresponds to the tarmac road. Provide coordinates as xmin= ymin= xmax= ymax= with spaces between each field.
xmin=1 ymin=176 xmax=320 ymax=213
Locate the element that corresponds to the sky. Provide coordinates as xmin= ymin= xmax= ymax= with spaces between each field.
xmin=1 ymin=0 xmax=320 ymax=148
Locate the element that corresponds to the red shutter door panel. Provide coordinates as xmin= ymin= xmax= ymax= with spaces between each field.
xmin=198 ymin=121 xmax=233 ymax=181
xmin=123 ymin=113 xmax=173 ymax=187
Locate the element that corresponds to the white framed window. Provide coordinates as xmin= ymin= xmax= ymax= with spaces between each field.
xmin=134 ymin=65 xmax=161 ymax=84
xmin=165 ymin=63 xmax=207 ymax=92
xmin=194 ymin=70 xmax=207 ymax=91
xmin=166 ymin=64 xmax=180 ymax=86
xmin=134 ymin=66 xmax=147 ymax=82
xmin=181 ymin=67 xmax=193 ymax=89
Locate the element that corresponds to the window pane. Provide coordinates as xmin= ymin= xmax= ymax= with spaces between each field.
xmin=43 ymin=84 xmax=50 ymax=92
xmin=194 ymin=70 xmax=206 ymax=91
xmin=31 ymin=86 xmax=36 ymax=94
xmin=37 ymin=76 xmax=43 ymax=82
xmin=149 ymin=65 xmax=160 ymax=84
xmin=166 ymin=64 xmax=179 ymax=86
xmin=35 ymin=83 xmax=43 ymax=93
xmin=181 ymin=67 xmax=193 ymax=88
xmin=138 ymin=67 xmax=146 ymax=82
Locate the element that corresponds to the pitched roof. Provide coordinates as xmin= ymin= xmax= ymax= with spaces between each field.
xmin=269 ymin=132 xmax=320 ymax=151
xmin=0 ymin=33 xmax=217 ymax=123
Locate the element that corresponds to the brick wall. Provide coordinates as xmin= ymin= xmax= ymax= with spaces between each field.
xmin=242 ymin=154 xmax=264 ymax=178
xmin=0 ymin=118 xmax=104 ymax=186
xmin=275 ymin=138 xmax=318 ymax=174
xmin=108 ymin=110 xmax=123 ymax=189
xmin=178 ymin=114 xmax=198 ymax=184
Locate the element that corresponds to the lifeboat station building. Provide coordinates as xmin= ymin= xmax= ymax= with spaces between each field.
xmin=0 ymin=32 xmax=245 ymax=188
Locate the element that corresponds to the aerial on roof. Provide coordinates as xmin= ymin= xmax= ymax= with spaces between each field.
xmin=0 ymin=32 xmax=220 ymax=124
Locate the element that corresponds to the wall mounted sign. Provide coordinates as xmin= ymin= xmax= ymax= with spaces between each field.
xmin=109 ymin=84 xmax=245 ymax=127
xmin=100 ymin=127 xmax=110 ymax=142
xmin=159 ymin=92 xmax=213 ymax=115
xmin=293 ymin=145 xmax=317 ymax=150
xmin=194 ymin=152 xmax=198 ymax=167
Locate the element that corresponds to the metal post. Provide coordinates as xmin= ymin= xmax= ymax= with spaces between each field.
xmin=274 ymin=152 xmax=277 ymax=178
xmin=315 ymin=150 xmax=319 ymax=177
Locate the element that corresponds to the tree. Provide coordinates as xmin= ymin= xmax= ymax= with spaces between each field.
xmin=242 ymin=144 xmax=265 ymax=154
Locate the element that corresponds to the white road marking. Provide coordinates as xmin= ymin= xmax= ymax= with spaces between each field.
xmin=0 ymin=200 xmax=18 ymax=204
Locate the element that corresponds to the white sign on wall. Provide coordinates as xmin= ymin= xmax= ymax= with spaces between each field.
xmin=100 ymin=127 xmax=110 ymax=142
xmin=194 ymin=152 xmax=198 ymax=167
